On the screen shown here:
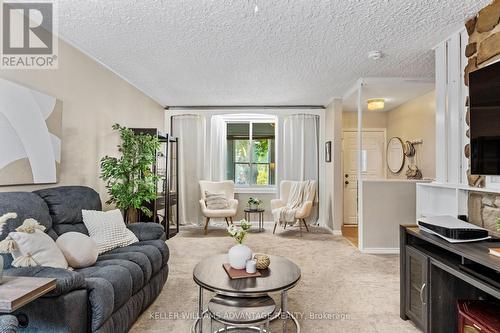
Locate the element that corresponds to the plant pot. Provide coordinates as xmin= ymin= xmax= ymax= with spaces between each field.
xmin=125 ymin=207 xmax=139 ymax=224
xmin=228 ymin=244 xmax=252 ymax=269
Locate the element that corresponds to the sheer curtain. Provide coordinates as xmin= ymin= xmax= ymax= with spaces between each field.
xmin=282 ymin=114 xmax=320 ymax=222
xmin=210 ymin=115 xmax=227 ymax=181
xmin=172 ymin=115 xmax=206 ymax=226
xmin=282 ymin=114 xmax=319 ymax=181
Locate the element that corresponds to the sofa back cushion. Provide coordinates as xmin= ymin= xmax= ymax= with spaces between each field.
xmin=34 ymin=186 xmax=102 ymax=236
xmin=0 ymin=191 xmax=55 ymax=268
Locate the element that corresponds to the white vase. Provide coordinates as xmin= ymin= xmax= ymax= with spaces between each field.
xmin=228 ymin=244 xmax=252 ymax=269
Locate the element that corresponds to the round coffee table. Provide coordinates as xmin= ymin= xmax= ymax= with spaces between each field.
xmin=192 ymin=254 xmax=301 ymax=333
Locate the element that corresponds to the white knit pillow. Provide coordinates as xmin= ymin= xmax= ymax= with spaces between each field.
xmin=82 ymin=209 xmax=138 ymax=254
xmin=205 ymin=191 xmax=229 ymax=209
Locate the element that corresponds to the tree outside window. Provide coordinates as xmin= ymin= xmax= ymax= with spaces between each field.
xmin=227 ymin=122 xmax=275 ymax=186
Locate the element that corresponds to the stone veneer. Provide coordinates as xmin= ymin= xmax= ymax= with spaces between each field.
xmin=464 ymin=0 xmax=500 ymax=234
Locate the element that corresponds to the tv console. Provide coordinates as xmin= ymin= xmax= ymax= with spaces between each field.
xmin=400 ymin=225 xmax=500 ymax=333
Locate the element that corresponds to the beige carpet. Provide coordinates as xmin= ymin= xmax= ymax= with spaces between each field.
xmin=130 ymin=226 xmax=419 ymax=333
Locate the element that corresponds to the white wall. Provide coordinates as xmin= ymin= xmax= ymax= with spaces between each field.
xmin=325 ymin=99 xmax=343 ymax=232
xmin=361 ymin=179 xmax=429 ymax=253
xmin=386 ymin=91 xmax=436 ymax=180
xmin=166 ymin=108 xmax=329 ymax=226
xmin=0 ymin=39 xmax=165 ymax=206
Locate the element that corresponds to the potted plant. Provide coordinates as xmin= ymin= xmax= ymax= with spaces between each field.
xmin=100 ymin=124 xmax=160 ymax=223
xmin=227 ymin=219 xmax=252 ymax=269
xmin=247 ymin=197 xmax=262 ymax=210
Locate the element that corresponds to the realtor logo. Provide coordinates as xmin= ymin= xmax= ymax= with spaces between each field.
xmin=1 ymin=1 xmax=58 ymax=69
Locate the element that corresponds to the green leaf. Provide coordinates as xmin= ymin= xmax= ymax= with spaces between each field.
xmin=99 ymin=124 xmax=161 ymax=218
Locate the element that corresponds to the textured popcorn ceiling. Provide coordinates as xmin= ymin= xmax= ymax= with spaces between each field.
xmin=58 ymin=0 xmax=490 ymax=106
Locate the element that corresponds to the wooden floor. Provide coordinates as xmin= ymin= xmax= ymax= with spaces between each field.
xmin=341 ymin=225 xmax=358 ymax=247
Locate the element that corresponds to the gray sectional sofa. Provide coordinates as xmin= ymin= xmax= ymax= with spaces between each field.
xmin=0 ymin=186 xmax=169 ymax=333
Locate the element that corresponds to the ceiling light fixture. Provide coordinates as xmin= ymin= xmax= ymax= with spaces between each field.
xmin=254 ymin=1 xmax=259 ymax=13
xmin=367 ymin=98 xmax=385 ymax=111
xmin=368 ymin=50 xmax=383 ymax=60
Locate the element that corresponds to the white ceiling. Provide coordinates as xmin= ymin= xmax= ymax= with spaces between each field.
xmin=342 ymin=78 xmax=435 ymax=112
xmin=57 ymin=0 xmax=489 ymax=107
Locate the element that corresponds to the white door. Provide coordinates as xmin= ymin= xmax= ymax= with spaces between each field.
xmin=343 ymin=130 xmax=385 ymax=225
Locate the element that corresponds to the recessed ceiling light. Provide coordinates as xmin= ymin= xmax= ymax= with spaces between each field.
xmin=367 ymin=98 xmax=385 ymax=111
xmin=368 ymin=51 xmax=383 ymax=60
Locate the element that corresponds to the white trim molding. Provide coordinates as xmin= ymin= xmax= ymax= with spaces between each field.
xmin=361 ymin=248 xmax=399 ymax=255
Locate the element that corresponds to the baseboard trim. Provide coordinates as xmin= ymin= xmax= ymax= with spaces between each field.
xmin=361 ymin=247 xmax=399 ymax=254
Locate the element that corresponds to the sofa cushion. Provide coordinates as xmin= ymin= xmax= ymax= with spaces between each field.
xmin=80 ymin=259 xmax=144 ymax=294
xmin=0 ymin=192 xmax=56 ymax=268
xmin=76 ymin=265 xmax=132 ymax=312
xmin=34 ymin=186 xmax=101 ymax=236
xmin=82 ymin=209 xmax=139 ymax=254
xmin=98 ymin=251 xmax=153 ymax=283
xmin=127 ymin=222 xmax=166 ymax=241
xmin=0 ymin=192 xmax=54 ymax=240
xmin=3 ymin=266 xmax=85 ymax=296
xmin=135 ymin=239 xmax=170 ymax=265
xmin=104 ymin=243 xmax=163 ymax=275
xmin=9 ymin=229 xmax=69 ymax=269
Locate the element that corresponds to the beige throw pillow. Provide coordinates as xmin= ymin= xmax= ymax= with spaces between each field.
xmin=205 ymin=191 xmax=229 ymax=209
xmin=82 ymin=209 xmax=139 ymax=254
xmin=56 ymin=232 xmax=98 ymax=268
xmin=9 ymin=229 xmax=68 ymax=269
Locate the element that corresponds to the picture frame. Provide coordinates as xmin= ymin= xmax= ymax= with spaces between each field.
xmin=325 ymin=141 xmax=332 ymax=163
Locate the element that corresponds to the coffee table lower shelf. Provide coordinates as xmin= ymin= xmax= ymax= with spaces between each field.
xmin=192 ymin=289 xmax=300 ymax=333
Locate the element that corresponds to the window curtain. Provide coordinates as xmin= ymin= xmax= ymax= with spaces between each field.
xmin=210 ymin=115 xmax=227 ymax=181
xmin=282 ymin=114 xmax=320 ymax=222
xmin=172 ymin=115 xmax=206 ymax=226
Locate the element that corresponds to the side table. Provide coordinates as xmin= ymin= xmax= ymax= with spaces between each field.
xmin=244 ymin=208 xmax=265 ymax=232
xmin=0 ymin=276 xmax=56 ymax=329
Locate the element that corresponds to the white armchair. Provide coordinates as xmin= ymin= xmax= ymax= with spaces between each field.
xmin=271 ymin=180 xmax=317 ymax=234
xmin=199 ymin=180 xmax=238 ymax=234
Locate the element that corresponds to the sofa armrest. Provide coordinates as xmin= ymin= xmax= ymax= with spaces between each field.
xmin=270 ymin=199 xmax=286 ymax=210
xmin=0 ymin=315 xmax=18 ymax=332
xmin=127 ymin=222 xmax=166 ymax=241
xmin=3 ymin=266 xmax=85 ymax=297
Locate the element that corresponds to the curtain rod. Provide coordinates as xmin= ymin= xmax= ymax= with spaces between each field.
xmin=165 ymin=105 xmax=325 ymax=110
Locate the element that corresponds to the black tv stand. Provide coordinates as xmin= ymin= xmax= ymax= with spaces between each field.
xmin=400 ymin=225 xmax=500 ymax=333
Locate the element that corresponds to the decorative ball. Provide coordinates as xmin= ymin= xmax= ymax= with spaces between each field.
xmin=253 ymin=253 xmax=271 ymax=270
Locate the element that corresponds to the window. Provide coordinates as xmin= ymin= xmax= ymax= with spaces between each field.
xmin=227 ymin=122 xmax=275 ymax=186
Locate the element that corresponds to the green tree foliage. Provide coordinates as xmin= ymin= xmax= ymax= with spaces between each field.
xmin=100 ymin=124 xmax=160 ymax=218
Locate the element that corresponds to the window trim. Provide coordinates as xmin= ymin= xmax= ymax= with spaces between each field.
xmin=227 ymin=120 xmax=276 ymax=188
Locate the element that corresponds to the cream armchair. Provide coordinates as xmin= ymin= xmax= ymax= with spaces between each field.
xmin=199 ymin=180 xmax=238 ymax=234
xmin=271 ymin=180 xmax=317 ymax=234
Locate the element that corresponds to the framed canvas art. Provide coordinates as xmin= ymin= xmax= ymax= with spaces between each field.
xmin=0 ymin=79 xmax=62 ymax=185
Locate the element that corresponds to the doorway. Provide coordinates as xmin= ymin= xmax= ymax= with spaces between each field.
xmin=342 ymin=129 xmax=386 ymax=246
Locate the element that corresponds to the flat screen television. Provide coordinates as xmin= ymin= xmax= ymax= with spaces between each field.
xmin=470 ymin=60 xmax=500 ymax=175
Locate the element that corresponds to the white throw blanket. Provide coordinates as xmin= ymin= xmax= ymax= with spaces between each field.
xmin=273 ymin=180 xmax=314 ymax=226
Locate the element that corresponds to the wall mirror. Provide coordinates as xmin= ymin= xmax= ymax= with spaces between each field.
xmin=387 ymin=137 xmax=405 ymax=173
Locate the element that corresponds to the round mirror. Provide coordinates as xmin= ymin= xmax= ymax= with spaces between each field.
xmin=387 ymin=137 xmax=405 ymax=173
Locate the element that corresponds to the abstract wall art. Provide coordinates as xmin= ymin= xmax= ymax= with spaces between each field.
xmin=0 ymin=78 xmax=62 ymax=185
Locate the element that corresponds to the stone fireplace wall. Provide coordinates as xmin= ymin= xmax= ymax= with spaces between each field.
xmin=464 ymin=0 xmax=500 ymax=235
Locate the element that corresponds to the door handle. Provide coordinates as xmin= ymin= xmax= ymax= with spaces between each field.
xmin=345 ymin=174 xmax=349 ymax=178
xmin=419 ymin=283 xmax=426 ymax=305
xmin=345 ymin=181 xmax=349 ymax=185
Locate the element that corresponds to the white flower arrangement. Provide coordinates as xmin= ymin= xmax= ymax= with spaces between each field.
xmin=227 ymin=219 xmax=252 ymax=244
